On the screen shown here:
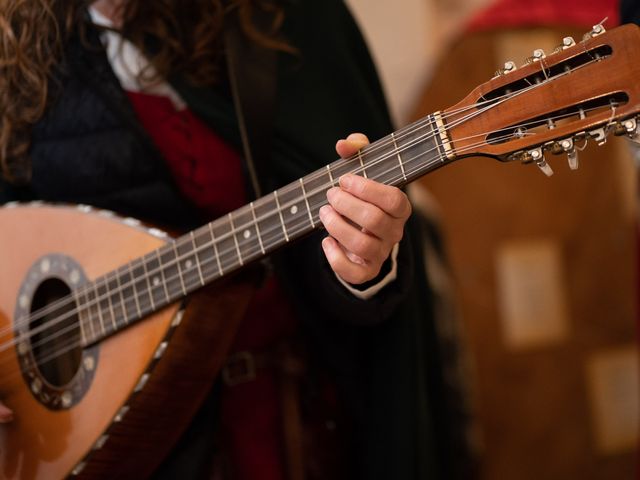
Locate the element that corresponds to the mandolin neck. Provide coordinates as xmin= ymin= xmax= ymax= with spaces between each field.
xmin=77 ymin=113 xmax=451 ymax=346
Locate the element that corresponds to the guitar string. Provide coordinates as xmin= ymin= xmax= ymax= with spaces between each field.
xmin=0 ymin=109 xmax=488 ymax=336
xmin=3 ymin=65 xmax=576 ymax=339
xmin=2 ymin=101 xmax=615 ymax=357
xmin=2 ymin=45 xmax=607 ymax=337
xmin=4 ymin=107 xmax=601 ymax=373
xmin=0 ymin=129 xmax=532 ymax=379
xmin=2 ymin=96 xmax=619 ymax=361
xmin=4 ymin=51 xmax=597 ymax=336
xmin=1 ymin=53 xmax=615 ymax=347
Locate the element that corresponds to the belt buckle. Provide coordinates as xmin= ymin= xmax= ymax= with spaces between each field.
xmin=222 ymin=351 xmax=256 ymax=386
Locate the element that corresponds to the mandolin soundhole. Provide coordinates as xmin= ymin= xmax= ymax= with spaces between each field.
xmin=29 ymin=278 xmax=82 ymax=388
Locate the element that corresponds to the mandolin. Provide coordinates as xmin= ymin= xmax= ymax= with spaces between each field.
xmin=1 ymin=23 xmax=640 ymax=479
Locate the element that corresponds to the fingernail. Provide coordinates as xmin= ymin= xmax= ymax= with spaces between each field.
xmin=322 ymin=237 xmax=334 ymax=255
xmin=347 ymin=133 xmax=367 ymax=143
xmin=339 ymin=175 xmax=352 ymax=189
xmin=319 ymin=205 xmax=330 ymax=220
xmin=326 ymin=187 xmax=338 ymax=200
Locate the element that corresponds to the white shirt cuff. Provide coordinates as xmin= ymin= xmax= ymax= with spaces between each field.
xmin=334 ymin=243 xmax=399 ymax=300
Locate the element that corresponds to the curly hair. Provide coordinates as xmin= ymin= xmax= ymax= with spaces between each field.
xmin=0 ymin=0 xmax=288 ymax=184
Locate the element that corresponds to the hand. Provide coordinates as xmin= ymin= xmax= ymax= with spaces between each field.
xmin=0 ymin=401 xmax=13 ymax=422
xmin=319 ymin=133 xmax=411 ymax=285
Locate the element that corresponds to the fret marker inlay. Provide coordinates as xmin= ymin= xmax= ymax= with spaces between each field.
xmin=290 ymin=205 xmax=298 ymax=215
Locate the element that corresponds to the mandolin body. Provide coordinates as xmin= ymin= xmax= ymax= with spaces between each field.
xmin=0 ymin=204 xmax=253 ymax=479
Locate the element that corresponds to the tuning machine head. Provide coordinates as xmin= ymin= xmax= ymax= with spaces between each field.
xmin=524 ymin=49 xmax=546 ymax=66
xmin=554 ymin=36 xmax=577 ymax=53
xmin=620 ymin=117 xmax=640 ymax=144
xmin=559 ymin=138 xmax=579 ymax=170
xmin=494 ymin=60 xmax=517 ymax=78
xmin=514 ymin=147 xmax=554 ymax=176
xmin=583 ymin=23 xmax=606 ymax=41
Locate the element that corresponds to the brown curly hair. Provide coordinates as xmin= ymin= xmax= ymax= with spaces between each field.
xmin=0 ymin=0 xmax=289 ymax=184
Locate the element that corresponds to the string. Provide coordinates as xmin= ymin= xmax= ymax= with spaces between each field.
xmin=5 ymin=115 xmax=590 ymax=375
xmin=1 ymin=54 xmax=618 ymax=361
xmin=3 ymin=64 xmax=571 ymax=339
xmin=0 ymin=129 xmax=527 ymax=378
xmin=2 ymin=57 xmax=588 ymax=338
xmin=4 ymin=99 xmax=614 ymax=358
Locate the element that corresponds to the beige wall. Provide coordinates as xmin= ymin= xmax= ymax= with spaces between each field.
xmin=345 ymin=0 xmax=492 ymax=124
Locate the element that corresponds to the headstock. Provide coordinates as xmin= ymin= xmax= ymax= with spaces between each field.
xmin=440 ymin=23 xmax=640 ymax=175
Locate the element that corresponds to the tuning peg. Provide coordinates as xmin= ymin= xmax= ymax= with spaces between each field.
xmin=525 ymin=49 xmax=546 ymax=65
xmin=556 ymin=138 xmax=579 ymax=170
xmin=494 ymin=60 xmax=517 ymax=78
xmin=503 ymin=61 xmax=516 ymax=73
xmin=583 ymin=23 xmax=606 ymax=41
xmin=532 ymin=49 xmax=546 ymax=61
xmin=623 ymin=118 xmax=640 ymax=144
xmin=553 ymin=37 xmax=576 ymax=54
xmin=529 ymin=147 xmax=554 ymax=176
xmin=588 ymin=127 xmax=607 ymax=145
xmin=623 ymin=118 xmax=638 ymax=135
xmin=567 ymin=149 xmax=579 ymax=170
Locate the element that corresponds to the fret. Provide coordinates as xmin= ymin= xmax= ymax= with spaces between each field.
xmin=299 ymin=178 xmax=315 ymax=227
xmin=277 ymin=182 xmax=311 ymax=239
xmin=210 ymin=217 xmax=238 ymax=274
xmin=191 ymin=226 xmax=219 ymax=282
xmin=105 ymin=270 xmax=126 ymax=329
xmin=357 ymin=150 xmax=367 ymax=178
xmin=358 ymin=135 xmax=402 ymax=187
xmin=145 ymin=249 xmax=169 ymax=308
xmin=84 ymin=287 xmax=101 ymax=341
xmin=130 ymin=260 xmax=152 ymax=316
xmin=118 ymin=262 xmax=139 ymax=322
xmin=156 ymin=249 xmax=171 ymax=303
xmin=172 ymin=241 xmax=187 ymax=295
xmin=103 ymin=275 xmax=118 ymax=332
xmin=273 ymin=190 xmax=289 ymax=242
xmin=326 ymin=164 xmax=335 ymax=186
xmin=158 ymin=244 xmax=184 ymax=300
xmin=74 ymin=290 xmax=90 ymax=346
xmin=230 ymin=207 xmax=263 ymax=264
xmin=228 ymin=213 xmax=244 ymax=266
xmin=208 ymin=222 xmax=224 ymax=276
xmin=253 ymin=194 xmax=283 ymax=254
xmin=141 ymin=254 xmax=156 ymax=311
xmin=391 ymin=132 xmax=407 ymax=182
xmin=395 ymin=116 xmax=443 ymax=182
xmin=174 ymin=237 xmax=201 ymax=293
xmin=114 ymin=265 xmax=131 ymax=326
xmin=250 ymin=201 xmax=266 ymax=255
xmin=190 ymin=231 xmax=205 ymax=285
xmin=328 ymin=157 xmax=355 ymax=181
xmin=302 ymin=169 xmax=331 ymax=224
xmin=94 ymin=278 xmax=112 ymax=336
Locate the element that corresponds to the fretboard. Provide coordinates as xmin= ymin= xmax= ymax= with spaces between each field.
xmin=77 ymin=113 xmax=452 ymax=346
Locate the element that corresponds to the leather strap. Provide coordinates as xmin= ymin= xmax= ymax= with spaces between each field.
xmin=224 ymin=11 xmax=278 ymax=199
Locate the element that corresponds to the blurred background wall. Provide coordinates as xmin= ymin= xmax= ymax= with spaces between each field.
xmin=346 ymin=1 xmax=637 ymax=478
